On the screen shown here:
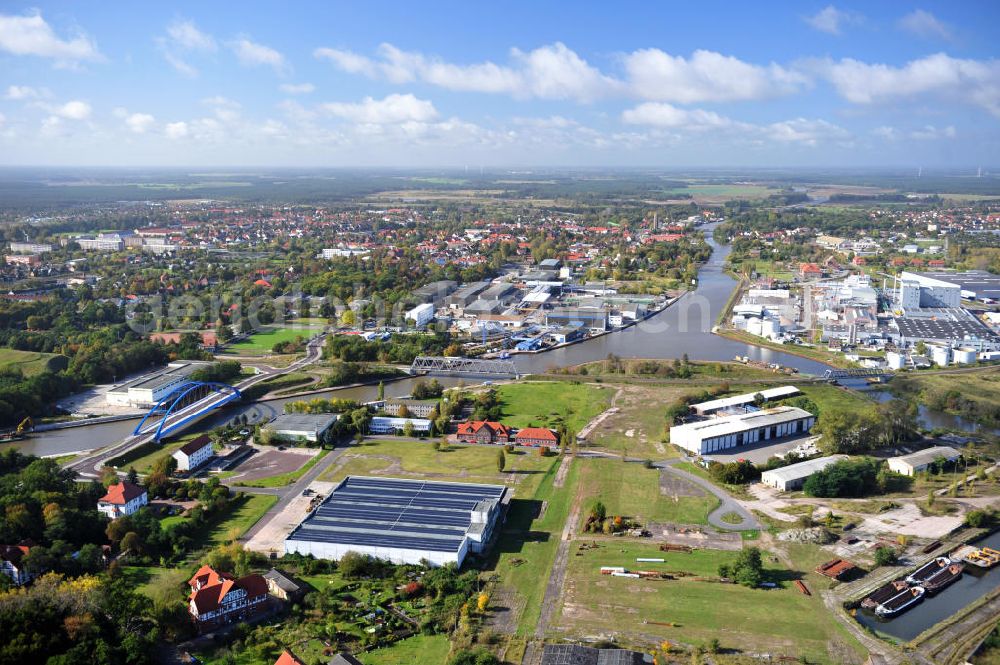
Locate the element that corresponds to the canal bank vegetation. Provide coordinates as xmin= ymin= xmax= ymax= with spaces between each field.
xmin=716 ymin=329 xmax=858 ymax=369
xmin=550 ymin=355 xmax=786 ymax=381
xmin=890 ymin=369 xmax=1000 ymax=431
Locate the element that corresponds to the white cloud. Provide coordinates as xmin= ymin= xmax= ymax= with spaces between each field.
xmin=764 ymin=118 xmax=848 ymax=145
xmin=5 ymin=85 xmax=48 ymax=100
xmin=166 ymin=19 xmax=216 ymax=51
xmin=622 ymin=103 xmax=848 ymax=146
xmin=165 ymin=121 xmax=189 ymax=139
xmin=872 ymin=126 xmax=900 ymax=141
xmin=623 ymin=49 xmax=807 ymax=103
xmin=316 ymin=42 xmax=617 ymax=101
xmin=804 ymin=6 xmax=857 ymax=35
xmin=53 ymin=100 xmax=91 ymax=120
xmin=318 ymin=42 xmax=806 ymax=104
xmin=279 ymin=83 xmax=316 ymax=94
xmin=202 ymin=95 xmax=242 ymax=122
xmin=898 ymin=10 xmax=952 ymax=40
xmin=158 ymin=19 xmax=215 ymax=77
xmin=125 ymin=112 xmax=155 ymax=134
xmin=0 ymin=11 xmax=101 ymax=64
xmin=818 ymin=53 xmax=1000 ymax=116
xmin=321 ymin=93 xmax=438 ymax=124
xmin=910 ymin=124 xmax=957 ymax=140
xmin=230 ymin=37 xmax=288 ymax=74
xmin=621 ymin=102 xmax=734 ymax=129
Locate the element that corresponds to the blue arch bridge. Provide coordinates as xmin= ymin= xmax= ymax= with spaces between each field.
xmin=133 ymin=381 xmax=242 ymax=442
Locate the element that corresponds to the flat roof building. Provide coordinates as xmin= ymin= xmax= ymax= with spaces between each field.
xmin=886 ymin=446 xmax=961 ymax=476
xmin=760 ymin=455 xmax=850 ymax=491
xmin=369 ymin=416 xmax=432 ymax=435
xmin=262 ymin=414 xmax=339 ymax=443
xmin=690 ymin=386 xmax=801 ymax=416
xmin=448 ymin=281 xmax=490 ymax=308
xmin=284 ymin=476 xmax=508 ymax=567
xmin=106 ymin=360 xmax=213 ymax=408
xmin=669 ymin=406 xmax=815 ymax=456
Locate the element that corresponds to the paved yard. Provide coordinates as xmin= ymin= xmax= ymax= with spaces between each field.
xmin=243 ymin=480 xmax=337 ymax=555
xmin=224 ymin=446 xmax=316 ymax=482
xmin=703 ymin=433 xmax=814 ymax=465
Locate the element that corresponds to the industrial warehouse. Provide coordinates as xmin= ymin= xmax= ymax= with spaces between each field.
xmin=669 ymin=406 xmax=816 ymax=455
xmin=284 ymin=476 xmax=509 ymax=567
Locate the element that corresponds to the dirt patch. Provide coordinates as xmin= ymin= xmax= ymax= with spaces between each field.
xmin=225 ymin=448 xmax=315 ymax=482
xmin=648 ymin=523 xmax=744 ymax=551
xmin=484 ymin=586 xmax=525 ymax=634
xmin=659 ymin=469 xmax=706 ymax=498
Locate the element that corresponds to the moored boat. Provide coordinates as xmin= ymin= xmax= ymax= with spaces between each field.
xmin=906 ymin=557 xmax=951 ymax=585
xmin=875 ymin=586 xmax=926 ymax=617
xmin=922 ymin=563 xmax=964 ymax=594
xmin=861 ymin=579 xmax=909 ymax=610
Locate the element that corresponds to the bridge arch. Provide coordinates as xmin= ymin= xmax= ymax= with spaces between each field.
xmin=133 ymin=381 xmax=242 ymax=442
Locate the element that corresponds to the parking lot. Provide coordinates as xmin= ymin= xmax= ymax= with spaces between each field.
xmin=223 ymin=446 xmax=317 ymax=483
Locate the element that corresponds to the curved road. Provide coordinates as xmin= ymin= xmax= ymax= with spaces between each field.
xmin=658 ymin=458 xmax=761 ymax=531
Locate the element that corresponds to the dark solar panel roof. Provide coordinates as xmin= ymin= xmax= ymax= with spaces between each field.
xmin=287 ymin=476 xmax=506 ymax=555
xmin=894 ymin=311 xmax=998 ymax=342
xmin=540 ymin=645 xmax=651 ymax=665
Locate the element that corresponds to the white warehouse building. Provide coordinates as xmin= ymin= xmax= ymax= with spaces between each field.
xmin=669 ymin=406 xmax=816 ymax=455
xmin=369 ymin=416 xmax=432 ymax=435
xmin=690 ymin=386 xmax=801 ymax=416
xmin=285 ymin=476 xmax=508 ymax=567
xmin=106 ymin=360 xmax=212 ymax=408
xmin=761 ymin=455 xmax=850 ymax=491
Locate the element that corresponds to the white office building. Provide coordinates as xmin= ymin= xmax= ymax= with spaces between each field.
xmin=262 ymin=414 xmax=339 ymax=443
xmin=405 ymin=303 xmax=435 ymax=327
xmin=669 ymin=406 xmax=815 ymax=455
xmin=369 ymin=416 xmax=432 ymax=435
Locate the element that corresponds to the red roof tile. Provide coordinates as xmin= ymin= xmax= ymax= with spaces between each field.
xmin=99 ymin=481 xmax=146 ymax=505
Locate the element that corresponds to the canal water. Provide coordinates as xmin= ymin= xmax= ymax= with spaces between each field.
xmin=863 ymin=388 xmax=1000 ymax=437
xmin=855 ymin=531 xmax=1000 ymax=641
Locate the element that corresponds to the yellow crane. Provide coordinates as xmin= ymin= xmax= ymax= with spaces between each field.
xmin=15 ymin=417 xmax=32 ymax=435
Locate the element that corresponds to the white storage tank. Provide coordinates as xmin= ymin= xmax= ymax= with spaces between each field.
xmin=886 ymin=352 xmax=906 ymax=370
xmin=928 ymin=344 xmax=952 ymax=367
xmin=953 ymin=347 xmax=978 ymax=365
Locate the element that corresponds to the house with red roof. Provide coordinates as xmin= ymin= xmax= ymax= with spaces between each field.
xmin=0 ymin=540 xmax=36 ymax=586
xmin=456 ymin=421 xmax=511 ymax=445
xmin=798 ymin=263 xmax=823 ymax=279
xmin=188 ymin=564 xmax=270 ymax=629
xmin=97 ymin=481 xmax=148 ymax=519
xmin=274 ymin=649 xmax=306 ymax=665
xmin=514 ymin=427 xmax=559 ymax=448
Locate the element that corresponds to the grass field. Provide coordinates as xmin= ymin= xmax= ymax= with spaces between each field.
xmin=227 ymin=325 xmax=322 ymax=353
xmin=495 ymin=381 xmax=611 ymax=432
xmin=586 ymin=383 xmax=686 ymax=459
xmin=490 ymin=456 xmax=579 ymax=635
xmin=555 ymin=541 xmax=865 ymax=663
xmin=318 ymin=439 xmax=558 ymax=498
xmin=194 ymin=493 xmax=277 ymax=549
xmin=0 ymin=348 xmax=65 ymax=376
xmin=576 ymin=457 xmax=718 ymax=526
xmin=360 ymin=634 xmax=450 ymax=665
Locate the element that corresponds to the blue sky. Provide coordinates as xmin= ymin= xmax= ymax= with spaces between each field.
xmin=0 ymin=1 xmax=997 ymax=167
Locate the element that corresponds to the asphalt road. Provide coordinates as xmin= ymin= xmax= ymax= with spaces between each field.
xmin=659 ymin=458 xmax=761 ymax=531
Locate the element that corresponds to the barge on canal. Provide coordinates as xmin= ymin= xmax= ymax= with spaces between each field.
xmin=905 ymin=557 xmax=951 ymax=585
xmin=861 ymin=579 xmax=910 ymax=610
xmin=875 ymin=586 xmax=926 ymax=617
xmin=922 ymin=562 xmax=964 ymax=594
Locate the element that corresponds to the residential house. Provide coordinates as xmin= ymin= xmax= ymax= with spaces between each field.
xmin=456 ymin=421 xmax=511 ymax=445
xmin=0 ymin=541 xmax=35 ymax=586
xmin=514 ymin=427 xmax=559 ymax=448
xmin=97 ymin=481 xmax=149 ymax=519
xmin=263 ymin=568 xmax=304 ymax=601
xmin=799 ymin=263 xmax=823 ymax=280
xmin=173 ymin=435 xmax=214 ymax=472
xmin=187 ymin=564 xmax=270 ymax=629
xmin=274 ymin=649 xmax=306 ymax=665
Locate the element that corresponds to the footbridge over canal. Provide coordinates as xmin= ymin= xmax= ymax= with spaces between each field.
xmin=133 ymin=381 xmax=242 ymax=442
xmin=410 ymin=356 xmax=519 ymax=379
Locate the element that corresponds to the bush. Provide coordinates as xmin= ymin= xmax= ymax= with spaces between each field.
xmin=718 ymin=547 xmax=764 ymax=587
xmin=803 ymin=458 xmax=881 ymax=498
xmin=966 ymin=509 xmax=995 ymax=528
xmin=874 ymin=546 xmax=898 ymax=567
